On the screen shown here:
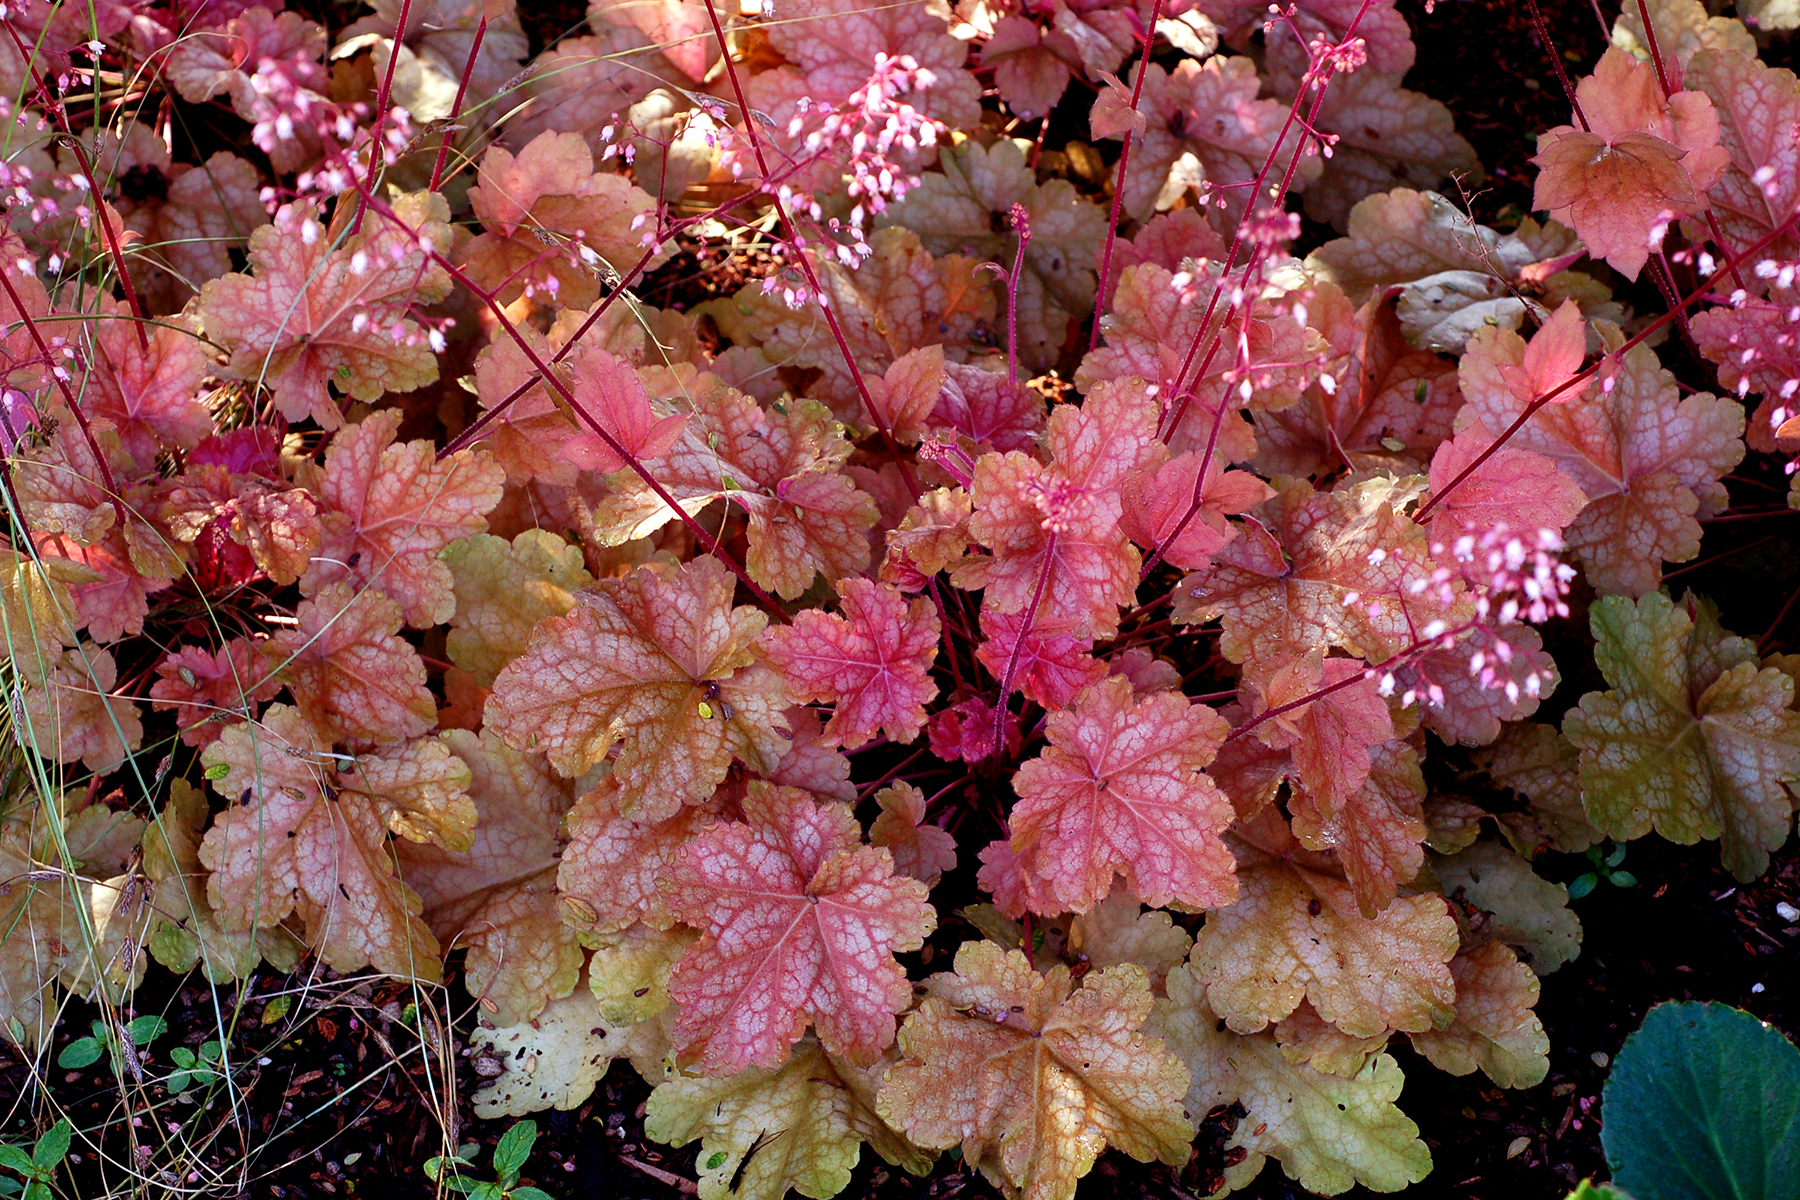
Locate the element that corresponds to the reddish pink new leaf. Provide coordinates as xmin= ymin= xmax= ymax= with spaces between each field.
xmin=1288 ymin=738 xmax=1429 ymax=918
xmin=1425 ymin=426 xmax=1589 ymax=574
xmin=1121 ymin=451 xmax=1273 ymax=572
xmin=87 ymin=314 xmax=211 ymax=472
xmin=974 ymin=608 xmax=1107 ymax=710
xmin=302 ymin=410 xmax=504 ymax=626
xmin=928 ymin=696 xmax=1022 ymax=764
xmin=1011 ymin=676 xmax=1238 ymax=914
xmin=865 ymin=346 xmax=948 ymax=446
xmin=1531 ymin=48 xmax=1730 ymax=279
xmin=983 ymin=14 xmax=1080 ymax=120
xmin=1394 ymin=624 xmax=1558 ymax=747
xmin=758 ymin=578 xmax=940 ymax=749
xmin=1244 ymin=652 xmax=1394 ymax=819
xmin=870 ymin=782 xmax=958 ymax=887
xmin=662 ymin=782 xmax=936 ymax=1074
xmin=590 ymin=373 xmax=879 ymax=600
xmin=953 ymin=380 xmax=1164 ymax=638
xmin=976 ymin=837 xmax=1063 ymax=919
xmin=151 ymin=639 xmax=282 ymax=749
xmin=268 ymin=583 xmax=436 ymax=745
xmin=1459 ymin=319 xmax=1745 ymax=595
xmin=932 ymin=361 xmax=1047 ymax=455
xmin=556 ymin=343 xmax=690 ymax=474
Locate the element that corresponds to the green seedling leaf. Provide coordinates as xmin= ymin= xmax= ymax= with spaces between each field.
xmin=57 ymin=1039 xmax=102 ymax=1070
xmin=492 ymin=1120 xmax=537 ymax=1183
xmin=31 ymin=1122 xmax=69 ymax=1171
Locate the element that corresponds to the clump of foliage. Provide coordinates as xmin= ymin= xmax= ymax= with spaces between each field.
xmin=0 ymin=0 xmax=1797 ymax=1195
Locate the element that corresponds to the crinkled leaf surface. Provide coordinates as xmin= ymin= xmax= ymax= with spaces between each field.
xmin=1564 ymin=591 xmax=1800 ymax=880
xmin=878 ymin=943 xmax=1193 ymax=1200
xmin=486 ymin=556 xmax=789 ymax=818
xmin=663 ymin=784 xmax=935 ymax=1074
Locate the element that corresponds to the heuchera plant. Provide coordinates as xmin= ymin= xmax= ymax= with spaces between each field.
xmin=1 ymin=0 xmax=1798 ymax=1195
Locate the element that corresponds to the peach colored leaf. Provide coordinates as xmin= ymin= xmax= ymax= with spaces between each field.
xmin=0 ymin=550 xmax=87 ymax=682
xmin=1473 ymin=722 xmax=1601 ymax=854
xmin=199 ymin=706 xmax=443 ymax=980
xmin=977 ymin=837 xmax=1064 ymax=920
xmin=559 ymin=776 xmax=731 ymax=937
xmin=198 ymin=192 xmax=454 ymax=427
xmin=463 ymin=131 xmax=664 ymax=310
xmin=150 ymin=638 xmax=282 ymax=749
xmin=881 ymin=138 xmax=1105 ymax=371
xmin=1290 ymin=738 xmax=1428 ymax=918
xmin=1531 ymin=48 xmax=1730 ymax=279
xmin=1067 ymin=885 xmax=1194 ymax=995
xmin=1430 ymin=840 xmax=1583 ymax=974
xmin=870 ymin=782 xmax=958 ymax=888
xmin=647 ymin=1036 xmax=932 ymax=1200
xmin=302 ymin=409 xmax=505 ymax=626
xmin=953 ymin=380 xmax=1164 ymax=639
xmin=1112 ymin=57 xmax=1320 ymax=224
xmin=882 ymin=486 xmax=974 ymax=590
xmin=662 ymin=783 xmax=935 ymax=1073
xmin=864 ymin=345 xmax=947 ymax=446
xmin=1273 ymin=1001 xmax=1390 ymax=1077
xmin=486 ymin=557 xmax=789 ymax=818
xmin=1611 ymin=0 xmax=1754 ymax=87
xmin=267 ymin=583 xmax=436 ymax=745
xmin=974 ymin=607 xmax=1107 ymax=710
xmin=1686 ymin=49 xmax=1800 ymax=260
xmin=0 ymin=799 xmax=151 ymax=1052
xmin=15 ymin=643 xmax=142 ymax=773
xmin=443 ymin=530 xmax=594 ymax=688
xmin=1302 ymin=72 xmax=1478 ymax=232
xmin=1460 ymin=322 xmax=1744 ymax=596
xmin=87 ymin=316 xmax=212 ymax=471
xmin=1192 ymin=814 xmax=1457 ymax=1036
xmin=1252 ymin=284 xmax=1460 ymax=479
xmin=394 ymin=728 xmax=580 ymax=1025
xmin=1176 ymin=475 xmax=1472 ymax=679
xmin=1408 ymin=942 xmax=1549 ymax=1088
xmin=1077 ymin=262 xmax=1322 ymax=412
xmin=758 ymin=579 xmax=940 ymax=749
xmin=591 ymin=372 xmax=878 ymax=600
xmin=143 ymin=780 xmax=297 ymax=982
xmin=1011 ymin=677 xmax=1238 ymax=914
xmin=984 ymin=15 xmax=1079 ymax=120
xmin=877 ymin=943 xmax=1193 ymax=1200
xmin=1154 ymin=965 xmax=1433 ymax=1195
xmin=1564 ymin=591 xmax=1800 ymax=880
xmin=341 ymin=736 xmax=477 ymax=852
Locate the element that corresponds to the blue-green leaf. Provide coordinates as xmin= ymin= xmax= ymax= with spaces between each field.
xmin=1603 ymin=1001 xmax=1800 ymax=1200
